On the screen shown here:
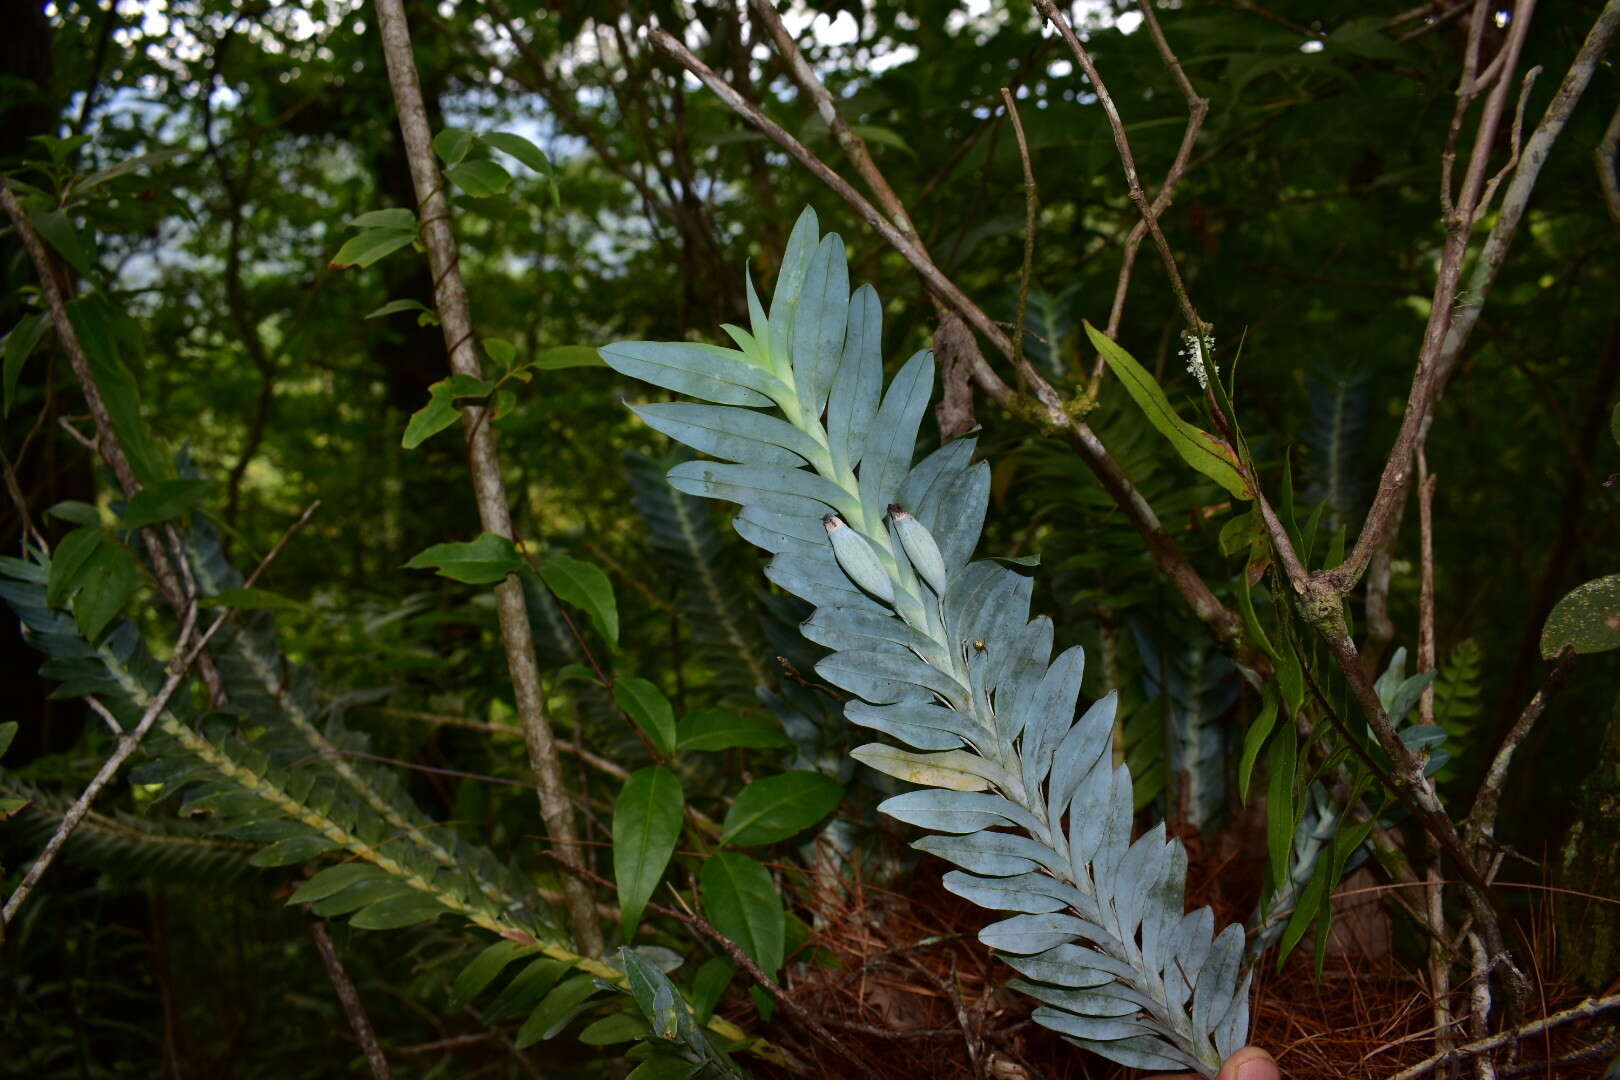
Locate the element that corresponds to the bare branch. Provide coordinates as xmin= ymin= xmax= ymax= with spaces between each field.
xmin=999 ymin=87 xmax=1038 ymax=376
xmin=1596 ymin=100 xmax=1620 ymax=229
xmin=1388 ymin=993 xmax=1620 ymax=1080
xmin=308 ymin=916 xmax=393 ymax=1080
xmin=1465 ymin=646 xmax=1580 ymax=853
xmin=370 ymin=0 xmax=602 ymax=959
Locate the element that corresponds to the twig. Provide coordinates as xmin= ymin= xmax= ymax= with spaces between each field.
xmin=999 ymin=88 xmax=1037 ymax=379
xmin=1033 ymin=0 xmax=1203 ymax=337
xmin=1387 ymin=994 xmax=1620 ymax=1080
xmin=1417 ymin=451 xmax=1438 ymax=726
xmin=370 ymin=0 xmax=601 ymax=960
xmin=1465 ymin=646 xmax=1580 ymax=854
xmin=1596 ymin=101 xmax=1620 ymax=229
xmin=1099 ymin=0 xmax=1211 ymax=357
xmin=308 ymin=916 xmax=393 ymax=1080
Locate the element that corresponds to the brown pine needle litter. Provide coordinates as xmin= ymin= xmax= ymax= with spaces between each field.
xmin=714 ymin=831 xmax=1620 ymax=1080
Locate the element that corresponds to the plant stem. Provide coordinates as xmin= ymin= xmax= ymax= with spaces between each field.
xmin=369 ymin=0 xmax=601 ymax=959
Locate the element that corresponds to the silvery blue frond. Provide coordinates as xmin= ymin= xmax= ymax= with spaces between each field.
xmin=601 ymin=208 xmax=1250 ymax=1077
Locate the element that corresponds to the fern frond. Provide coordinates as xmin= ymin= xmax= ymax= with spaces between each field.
xmin=0 ymin=569 xmax=782 ymax=1068
xmin=1303 ymin=364 xmax=1369 ymax=534
xmin=602 ymin=208 xmax=1250 ymax=1076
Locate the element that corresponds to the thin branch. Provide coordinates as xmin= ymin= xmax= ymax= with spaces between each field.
xmin=370 ymin=0 xmax=601 ymax=959
xmin=308 ymin=916 xmax=393 ymax=1080
xmin=999 ymin=88 xmax=1038 ymax=378
xmin=1387 ymin=994 xmax=1620 ymax=1080
xmin=1417 ymin=453 xmax=1438 ymax=726
xmin=1033 ymin=0 xmax=1203 ymax=337
xmin=1465 ymin=646 xmax=1580 ymax=853
xmin=1597 ymin=101 xmax=1620 ymax=229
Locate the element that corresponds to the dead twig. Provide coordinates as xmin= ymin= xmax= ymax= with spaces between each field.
xmin=1387 ymin=993 xmax=1620 ymax=1080
xmin=308 ymin=916 xmax=393 ymax=1080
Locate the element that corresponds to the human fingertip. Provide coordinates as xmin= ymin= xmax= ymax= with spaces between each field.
xmin=1220 ymin=1046 xmax=1280 ymax=1080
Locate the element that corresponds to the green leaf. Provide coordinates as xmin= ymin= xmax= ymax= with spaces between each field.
xmin=1276 ymin=855 xmax=1332 ymax=967
xmin=4 ymin=312 xmax=49 ymax=416
xmin=287 ymin=863 xmax=389 ymax=905
xmin=445 ymin=160 xmax=512 ymax=198
xmin=198 ymin=587 xmax=307 ymax=612
xmin=613 ymin=766 xmax=685 ymax=939
xmin=330 ymin=228 xmax=416 ymax=269
xmin=403 ymin=382 xmax=461 ymax=449
xmin=46 ymin=525 xmax=103 ymax=608
xmin=30 ymin=210 xmax=95 ymax=277
xmin=627 ymin=1058 xmax=700 ymax=1080
xmin=1238 ymin=691 xmax=1280 ymax=805
xmin=71 ymin=541 xmax=138 ymax=642
xmin=483 ymin=957 xmax=567 ymax=1022
xmin=614 ymin=678 xmax=676 ymax=756
xmin=404 ymin=532 xmax=523 ymax=584
xmin=535 ymin=345 xmax=606 ymax=369
xmin=1084 ymin=322 xmax=1252 ymax=500
xmin=450 ymin=941 xmax=541 ymax=1008
xmin=515 ymin=974 xmax=599 ymax=1047
xmin=579 ymin=1011 xmax=649 ymax=1045
xmin=66 ymin=295 xmax=167 ymax=487
xmin=483 ymin=338 xmax=517 ymax=370
xmin=677 ymin=708 xmax=790 ymax=752
xmin=123 ymin=478 xmax=213 ymax=529
xmin=537 ymin=553 xmax=618 ymax=647
xmin=700 ymin=852 xmax=784 ymax=976
xmin=249 ymin=834 xmax=338 ymax=867
xmin=365 ymin=298 xmax=435 ymax=321
xmin=0 ymin=721 xmax=17 ymax=760
xmin=433 ymin=128 xmax=475 ymax=166
xmin=349 ymin=892 xmax=448 ymax=930
xmin=689 ymin=956 xmax=734 ymax=1024
xmin=0 ymin=797 xmax=28 ymax=821
xmin=1541 ymin=575 xmax=1620 ymax=657
xmin=721 ymin=772 xmax=842 ymax=847
xmin=481 ymin=131 xmax=551 ymax=173
xmin=1266 ymin=722 xmax=1298 ymax=894
xmin=349 ymin=208 xmax=417 ymax=229
xmin=45 ymin=500 xmax=99 ymax=526
xmin=444 ymin=373 xmax=494 ymax=397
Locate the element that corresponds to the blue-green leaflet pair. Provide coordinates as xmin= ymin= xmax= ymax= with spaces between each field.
xmin=600 ymin=208 xmax=1252 ymax=1076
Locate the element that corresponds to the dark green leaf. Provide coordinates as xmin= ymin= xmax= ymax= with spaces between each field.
xmin=45 ymin=501 xmax=99 ymax=526
xmin=450 ymin=941 xmax=541 ymax=1008
xmin=349 ymin=208 xmax=417 ymax=229
xmin=481 ymin=131 xmax=551 ymax=173
xmin=484 ymin=339 xmax=517 ymax=368
xmin=1084 ymin=322 xmax=1252 ymax=500
xmin=31 ymin=210 xmax=95 ymax=277
xmin=365 ymin=298 xmax=435 ymax=320
xmin=721 ymin=772 xmax=842 ymax=847
xmin=578 ymin=1011 xmax=649 ymax=1045
xmin=613 ymin=765 xmax=684 ymax=938
xmin=404 ymin=532 xmax=523 ymax=584
xmin=615 ymin=677 xmax=676 ymax=756
xmin=1238 ymin=692 xmax=1280 ymax=805
xmin=433 ymin=128 xmax=475 ymax=166
xmin=0 ymin=721 xmax=17 ymax=760
xmin=677 ymin=708 xmax=790 ymax=752
xmin=4 ymin=312 xmax=49 ymax=416
xmin=71 ymin=542 xmax=138 ymax=642
xmin=537 ymin=553 xmax=618 ymax=646
xmin=403 ymin=382 xmax=461 ymax=449
xmin=249 ymin=834 xmax=338 ymax=867
xmin=46 ymin=525 xmax=103 ymax=609
xmin=123 ymin=478 xmax=213 ymax=529
xmin=535 ymin=345 xmax=606 ymax=369
xmin=329 ymin=228 xmax=416 ymax=269
xmin=1541 ymin=575 xmax=1620 ymax=657
xmin=700 ymin=852 xmax=784 ymax=975
xmin=514 ymin=974 xmax=598 ymax=1046
xmin=446 ymin=160 xmax=511 ymax=198
xmin=287 ymin=864 xmax=390 ymax=905
xmin=349 ymin=892 xmax=448 ymax=930
xmin=198 ymin=587 xmax=307 ymax=612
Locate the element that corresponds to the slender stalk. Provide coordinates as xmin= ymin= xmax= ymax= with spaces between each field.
xmin=309 ymin=916 xmax=393 ymax=1080
xmin=369 ymin=0 xmax=601 ymax=959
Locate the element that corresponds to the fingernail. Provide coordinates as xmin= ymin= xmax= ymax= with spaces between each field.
xmin=1235 ymin=1058 xmax=1278 ymax=1080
